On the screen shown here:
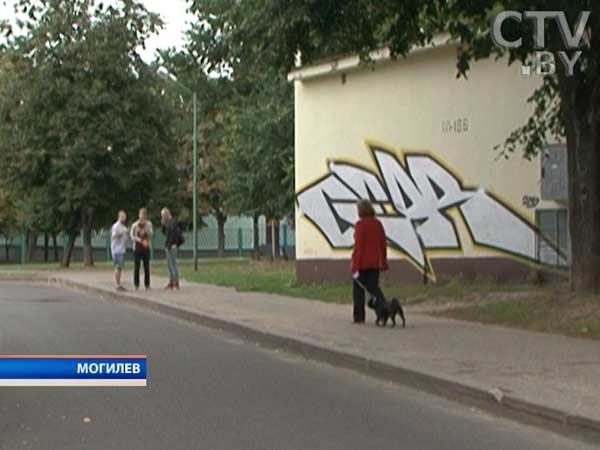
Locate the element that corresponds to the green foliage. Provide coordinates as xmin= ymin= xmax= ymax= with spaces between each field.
xmin=210 ymin=0 xmax=597 ymax=161
xmin=187 ymin=0 xmax=295 ymax=220
xmin=0 ymin=0 xmax=178 ymax=234
xmin=0 ymin=186 xmax=20 ymax=240
xmin=156 ymin=50 xmax=235 ymax=227
xmin=224 ymin=75 xmax=294 ymax=219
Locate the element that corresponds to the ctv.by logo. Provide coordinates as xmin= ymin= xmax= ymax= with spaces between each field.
xmin=491 ymin=11 xmax=591 ymax=77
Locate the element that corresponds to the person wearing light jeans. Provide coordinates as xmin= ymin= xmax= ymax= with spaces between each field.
xmin=111 ymin=210 xmax=129 ymax=291
xmin=161 ymin=208 xmax=183 ymax=290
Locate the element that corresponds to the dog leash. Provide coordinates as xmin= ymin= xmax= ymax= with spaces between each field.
xmin=353 ymin=277 xmax=378 ymax=300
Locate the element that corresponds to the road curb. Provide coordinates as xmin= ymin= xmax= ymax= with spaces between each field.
xmin=3 ymin=273 xmax=600 ymax=440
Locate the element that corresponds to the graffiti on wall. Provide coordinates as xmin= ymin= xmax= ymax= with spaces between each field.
xmin=296 ymin=143 xmax=564 ymax=274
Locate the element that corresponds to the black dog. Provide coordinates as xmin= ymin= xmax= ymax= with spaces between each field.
xmin=368 ymin=296 xmax=406 ymax=328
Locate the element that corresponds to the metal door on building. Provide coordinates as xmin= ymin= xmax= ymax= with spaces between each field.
xmin=536 ymin=209 xmax=570 ymax=267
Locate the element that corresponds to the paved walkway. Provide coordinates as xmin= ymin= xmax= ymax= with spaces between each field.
xmin=2 ymin=269 xmax=600 ymax=433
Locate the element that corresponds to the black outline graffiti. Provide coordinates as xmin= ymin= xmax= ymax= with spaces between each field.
xmin=296 ymin=142 xmax=566 ymax=276
xmin=370 ymin=145 xmax=469 ymax=255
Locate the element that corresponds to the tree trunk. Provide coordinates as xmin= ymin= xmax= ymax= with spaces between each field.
xmin=216 ymin=211 xmax=227 ymax=258
xmin=44 ymin=232 xmax=49 ymax=263
xmin=252 ymin=214 xmax=261 ymax=260
xmin=81 ymin=208 xmax=94 ymax=267
xmin=268 ymin=219 xmax=280 ymax=261
xmin=4 ymin=237 xmax=11 ymax=262
xmin=52 ymin=233 xmax=59 ymax=262
xmin=61 ymin=231 xmax=77 ymax=268
xmin=556 ymin=60 xmax=600 ymax=293
xmin=267 ymin=219 xmax=281 ymax=260
xmin=565 ymin=119 xmax=600 ymax=292
xmin=274 ymin=221 xmax=280 ymax=258
xmin=26 ymin=229 xmax=38 ymax=262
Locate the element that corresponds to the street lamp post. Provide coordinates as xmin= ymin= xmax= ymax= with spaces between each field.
xmin=192 ymin=91 xmax=198 ymax=272
xmin=157 ymin=67 xmax=199 ymax=271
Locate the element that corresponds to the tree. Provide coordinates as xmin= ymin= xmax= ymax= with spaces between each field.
xmin=0 ymin=187 xmax=19 ymax=262
xmin=186 ymin=0 xmax=296 ymax=248
xmin=0 ymin=0 xmax=178 ymax=266
xmin=0 ymin=51 xmax=19 ymax=261
xmin=199 ymin=110 xmax=229 ymax=257
xmin=157 ymin=50 xmax=235 ymax=257
xmin=224 ymin=73 xmax=295 ymax=258
xmin=210 ymin=0 xmax=598 ymax=292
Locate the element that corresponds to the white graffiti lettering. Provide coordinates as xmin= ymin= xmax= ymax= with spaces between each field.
xmin=297 ymin=144 xmax=562 ymax=273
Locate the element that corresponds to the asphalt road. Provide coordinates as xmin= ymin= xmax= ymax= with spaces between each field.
xmin=0 ymin=283 xmax=594 ymax=450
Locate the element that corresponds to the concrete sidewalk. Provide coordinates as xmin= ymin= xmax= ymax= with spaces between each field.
xmin=2 ymin=269 xmax=600 ymax=435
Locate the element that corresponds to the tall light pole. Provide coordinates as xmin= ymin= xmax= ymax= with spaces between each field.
xmin=157 ymin=67 xmax=199 ymax=271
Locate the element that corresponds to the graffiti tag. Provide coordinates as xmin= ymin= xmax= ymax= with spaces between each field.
xmin=296 ymin=144 xmax=563 ymax=273
xmin=522 ymin=196 xmax=540 ymax=209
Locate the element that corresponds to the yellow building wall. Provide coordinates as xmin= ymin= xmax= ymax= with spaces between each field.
xmin=294 ymin=44 xmax=563 ymax=275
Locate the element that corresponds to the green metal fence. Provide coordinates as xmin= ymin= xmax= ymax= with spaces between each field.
xmin=0 ymin=217 xmax=296 ymax=264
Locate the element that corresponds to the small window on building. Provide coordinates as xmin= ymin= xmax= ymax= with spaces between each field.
xmin=536 ymin=209 xmax=570 ymax=267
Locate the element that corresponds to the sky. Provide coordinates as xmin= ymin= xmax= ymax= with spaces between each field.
xmin=0 ymin=0 xmax=195 ymax=62
xmin=138 ymin=0 xmax=195 ymax=61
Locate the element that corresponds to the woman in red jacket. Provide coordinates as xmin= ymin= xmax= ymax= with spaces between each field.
xmin=351 ymin=199 xmax=388 ymax=323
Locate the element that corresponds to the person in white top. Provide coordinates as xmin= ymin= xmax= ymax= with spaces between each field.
xmin=111 ymin=210 xmax=129 ymax=291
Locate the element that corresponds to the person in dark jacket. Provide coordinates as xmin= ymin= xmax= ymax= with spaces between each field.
xmin=351 ymin=199 xmax=388 ymax=323
xmin=161 ymin=208 xmax=183 ymax=290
